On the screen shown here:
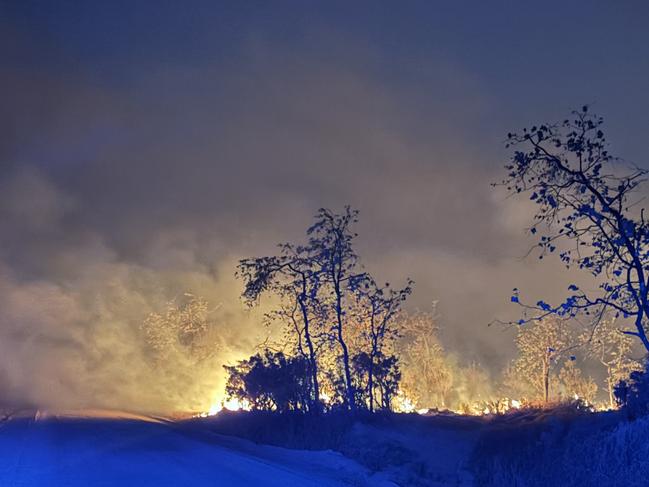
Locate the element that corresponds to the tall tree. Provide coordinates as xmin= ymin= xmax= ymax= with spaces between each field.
xmin=238 ymin=206 xmax=413 ymax=412
xmin=307 ymin=207 xmax=368 ymax=411
xmin=140 ymin=294 xmax=222 ymax=410
xmin=509 ymin=317 xmax=573 ymax=403
xmin=583 ymin=318 xmax=641 ymax=408
xmin=141 ymin=293 xmax=217 ymax=363
xmin=237 ymin=243 xmax=325 ymax=413
xmin=355 ymin=277 xmax=413 ymax=411
xmin=500 ymin=107 xmax=649 ymax=353
xmin=398 ymin=308 xmax=453 ymax=409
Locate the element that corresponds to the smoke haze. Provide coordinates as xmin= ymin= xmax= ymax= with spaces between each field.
xmin=1 ymin=1 xmax=648 ymax=412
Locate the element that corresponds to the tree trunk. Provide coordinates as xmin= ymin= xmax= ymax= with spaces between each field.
xmin=543 ymin=354 xmax=550 ymax=403
xmin=298 ymin=295 xmax=321 ymax=414
xmin=368 ymin=355 xmax=375 ymax=412
xmin=634 ymin=311 xmax=649 ymax=353
xmin=368 ymin=316 xmax=378 ymax=413
xmin=338 ymin=324 xmax=355 ymax=410
xmin=606 ymin=365 xmax=614 ymax=409
xmin=334 ymin=278 xmax=355 ymax=411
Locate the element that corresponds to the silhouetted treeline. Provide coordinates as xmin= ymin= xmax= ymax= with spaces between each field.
xmin=230 ymin=207 xmax=412 ymax=413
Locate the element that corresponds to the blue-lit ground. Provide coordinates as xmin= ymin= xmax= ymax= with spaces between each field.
xmin=1 ymin=408 xmax=646 ymax=486
xmin=0 ymin=411 xmax=392 ymax=486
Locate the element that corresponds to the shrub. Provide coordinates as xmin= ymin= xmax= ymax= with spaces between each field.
xmin=614 ymin=359 xmax=649 ymax=419
xmin=224 ymin=350 xmax=312 ymax=412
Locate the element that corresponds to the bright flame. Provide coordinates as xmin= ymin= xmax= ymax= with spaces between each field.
xmin=393 ymin=390 xmax=416 ymax=413
xmin=199 ymin=396 xmax=251 ymax=417
xmin=207 ymin=402 xmax=222 ymax=416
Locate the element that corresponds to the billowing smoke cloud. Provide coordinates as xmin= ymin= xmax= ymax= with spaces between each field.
xmin=1 ymin=3 xmax=646 ymax=412
xmin=0 ymin=168 xmax=270 ymax=412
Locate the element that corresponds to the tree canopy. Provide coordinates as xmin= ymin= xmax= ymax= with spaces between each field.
xmin=500 ymin=107 xmax=649 ymax=353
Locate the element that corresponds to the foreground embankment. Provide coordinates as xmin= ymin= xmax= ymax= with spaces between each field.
xmin=1 ymin=407 xmax=645 ymax=486
xmin=0 ymin=410 xmax=392 ymax=487
xmin=188 ymin=407 xmax=645 ymax=486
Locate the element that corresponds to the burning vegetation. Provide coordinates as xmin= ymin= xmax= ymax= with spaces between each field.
xmin=178 ymin=109 xmax=649 ymax=419
xmin=114 ymin=108 xmax=649 ymax=422
xmin=195 ymin=239 xmax=640 ymax=418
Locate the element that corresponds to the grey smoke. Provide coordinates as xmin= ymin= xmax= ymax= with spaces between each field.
xmin=1 ymin=2 xmax=647 ymax=411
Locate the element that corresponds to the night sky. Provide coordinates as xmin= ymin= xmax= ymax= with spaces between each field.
xmin=1 ymin=1 xmax=648 ymax=411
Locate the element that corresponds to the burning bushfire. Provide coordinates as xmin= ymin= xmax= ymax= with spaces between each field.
xmin=195 ymin=396 xmax=251 ymax=418
xmin=210 ymin=397 xmax=250 ymax=415
xmin=393 ymin=393 xmax=611 ymax=416
xmin=197 ymin=392 xmax=611 ymax=417
xmin=196 ymin=385 xmax=612 ymax=418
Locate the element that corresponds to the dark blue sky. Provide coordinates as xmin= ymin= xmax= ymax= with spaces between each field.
xmin=5 ymin=1 xmax=649 ymax=158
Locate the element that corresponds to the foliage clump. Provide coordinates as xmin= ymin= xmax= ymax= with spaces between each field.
xmin=615 ymin=360 xmax=649 ymax=419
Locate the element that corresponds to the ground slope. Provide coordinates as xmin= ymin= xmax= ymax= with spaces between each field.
xmin=0 ymin=412 xmax=393 ymax=487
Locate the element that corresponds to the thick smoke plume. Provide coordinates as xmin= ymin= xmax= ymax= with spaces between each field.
xmin=1 ymin=3 xmax=646 ymax=412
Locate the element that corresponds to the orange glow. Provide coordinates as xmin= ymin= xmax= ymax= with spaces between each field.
xmin=205 ymin=397 xmax=250 ymax=416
